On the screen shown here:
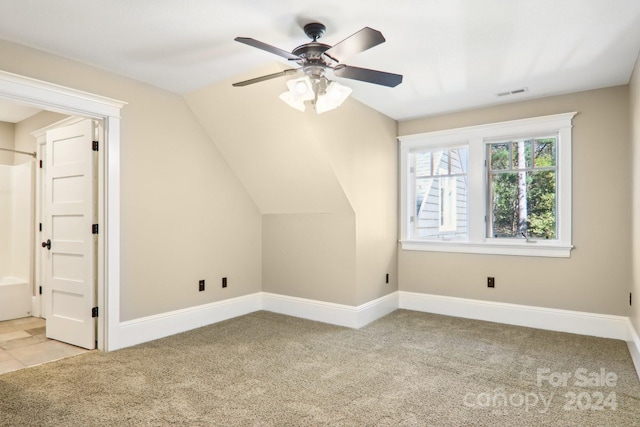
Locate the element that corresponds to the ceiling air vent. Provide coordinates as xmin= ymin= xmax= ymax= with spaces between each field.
xmin=497 ymin=87 xmax=528 ymax=97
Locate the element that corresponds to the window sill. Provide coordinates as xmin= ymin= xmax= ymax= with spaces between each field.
xmin=399 ymin=239 xmax=573 ymax=258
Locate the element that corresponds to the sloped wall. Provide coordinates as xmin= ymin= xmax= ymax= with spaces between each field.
xmin=184 ymin=63 xmax=353 ymax=215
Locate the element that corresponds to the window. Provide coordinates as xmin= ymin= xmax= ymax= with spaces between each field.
xmin=399 ymin=113 xmax=576 ymax=257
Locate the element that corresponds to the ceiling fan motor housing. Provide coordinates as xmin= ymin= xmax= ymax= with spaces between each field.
xmin=292 ymin=43 xmax=333 ymax=65
xmin=303 ymin=22 xmax=326 ymax=41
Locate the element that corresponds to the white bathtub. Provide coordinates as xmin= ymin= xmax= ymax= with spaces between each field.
xmin=0 ymin=277 xmax=32 ymax=321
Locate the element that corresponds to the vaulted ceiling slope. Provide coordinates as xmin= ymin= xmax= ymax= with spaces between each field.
xmin=1 ymin=0 xmax=640 ymax=120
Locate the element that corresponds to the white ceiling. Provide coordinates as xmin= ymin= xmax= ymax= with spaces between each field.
xmin=1 ymin=0 xmax=639 ymax=121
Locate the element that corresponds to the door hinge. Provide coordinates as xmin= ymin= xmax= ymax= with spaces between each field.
xmin=39 ymin=286 xmax=42 ymax=295
xmin=39 ymin=160 xmax=43 ymax=168
xmin=92 ymin=224 xmax=99 ymax=234
xmin=92 ymin=140 xmax=99 ymax=151
xmin=92 ymin=307 xmax=99 ymax=318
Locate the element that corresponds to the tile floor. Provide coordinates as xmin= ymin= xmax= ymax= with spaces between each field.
xmin=0 ymin=317 xmax=89 ymax=375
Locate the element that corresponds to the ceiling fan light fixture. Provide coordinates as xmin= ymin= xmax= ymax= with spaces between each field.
xmin=285 ymin=76 xmax=315 ymax=101
xmin=279 ymin=90 xmax=306 ymax=112
xmin=315 ymin=81 xmax=352 ymax=114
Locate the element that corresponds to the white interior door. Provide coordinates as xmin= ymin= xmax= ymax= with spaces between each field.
xmin=43 ymin=119 xmax=97 ymax=349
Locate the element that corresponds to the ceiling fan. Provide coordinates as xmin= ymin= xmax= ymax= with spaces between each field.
xmin=232 ymin=22 xmax=403 ymax=113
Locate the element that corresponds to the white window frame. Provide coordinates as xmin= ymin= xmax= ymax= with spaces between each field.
xmin=399 ymin=112 xmax=576 ymax=258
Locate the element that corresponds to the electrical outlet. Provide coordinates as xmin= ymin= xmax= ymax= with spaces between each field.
xmin=222 ymin=277 xmax=227 ymax=288
xmin=199 ymin=280 xmax=205 ymax=292
xmin=386 ymin=273 xmax=389 ymax=284
xmin=487 ymin=277 xmax=495 ymax=288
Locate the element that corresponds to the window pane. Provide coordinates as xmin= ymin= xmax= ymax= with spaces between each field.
xmin=412 ymin=145 xmax=468 ymax=241
xmin=440 ymin=176 xmax=456 ymax=231
xmin=534 ymin=138 xmax=556 ymax=167
xmin=415 ymin=176 xmax=468 ymax=239
xmin=415 ymin=177 xmax=440 ymax=235
xmin=526 ymin=170 xmax=556 ymax=239
xmin=490 ymin=172 xmax=519 ymax=237
xmin=490 ymin=143 xmax=510 ymax=170
xmin=489 ymin=170 xmax=556 ymax=239
xmin=434 ymin=149 xmax=449 ymax=175
xmin=415 ymin=151 xmax=431 ymax=176
xmin=415 ymin=178 xmax=431 ymax=217
xmin=512 ymin=140 xmax=533 ymax=169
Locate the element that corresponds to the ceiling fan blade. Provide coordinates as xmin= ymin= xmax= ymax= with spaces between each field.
xmin=334 ymin=65 xmax=403 ymax=87
xmin=324 ymin=27 xmax=386 ymax=62
xmin=232 ymin=69 xmax=298 ymax=87
xmin=234 ymin=37 xmax=301 ymax=61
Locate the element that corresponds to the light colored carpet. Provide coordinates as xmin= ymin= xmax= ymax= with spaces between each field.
xmin=1 ymin=310 xmax=639 ymax=426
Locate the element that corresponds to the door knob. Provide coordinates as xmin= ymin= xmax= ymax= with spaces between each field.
xmin=41 ymin=239 xmax=51 ymax=250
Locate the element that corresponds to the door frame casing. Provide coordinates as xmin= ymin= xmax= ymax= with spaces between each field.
xmin=0 ymin=70 xmax=125 ymax=351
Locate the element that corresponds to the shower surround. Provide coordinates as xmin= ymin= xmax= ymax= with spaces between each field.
xmin=0 ymin=162 xmax=33 ymax=321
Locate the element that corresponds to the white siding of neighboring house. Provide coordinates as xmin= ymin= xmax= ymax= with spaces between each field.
xmin=414 ymin=149 xmax=468 ymax=239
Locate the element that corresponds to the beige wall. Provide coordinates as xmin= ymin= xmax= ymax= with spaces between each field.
xmin=0 ymin=121 xmax=15 ymax=164
xmin=185 ymin=65 xmax=398 ymax=306
xmin=263 ymin=213 xmax=357 ymax=304
xmin=398 ymin=86 xmax=632 ymax=316
xmin=0 ymin=114 xmax=64 ymax=167
xmin=0 ymin=39 xmax=262 ymax=321
xmin=631 ymin=54 xmax=640 ymax=331
xmin=313 ymin=100 xmax=398 ymax=304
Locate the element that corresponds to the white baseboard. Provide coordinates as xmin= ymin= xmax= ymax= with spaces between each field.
xmin=399 ymin=291 xmax=630 ymax=341
xmin=113 ymin=288 xmax=637 ymax=382
xmin=355 ymin=292 xmax=399 ymax=328
xmin=31 ymin=296 xmax=41 ymax=318
xmin=627 ymin=319 xmax=640 ymax=381
xmin=262 ymin=291 xmax=398 ymax=329
xmin=116 ymin=291 xmax=397 ymax=349
xmin=117 ymin=293 xmax=262 ymax=349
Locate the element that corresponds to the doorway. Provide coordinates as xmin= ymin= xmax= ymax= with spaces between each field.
xmin=0 ymin=69 xmax=125 ymax=351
